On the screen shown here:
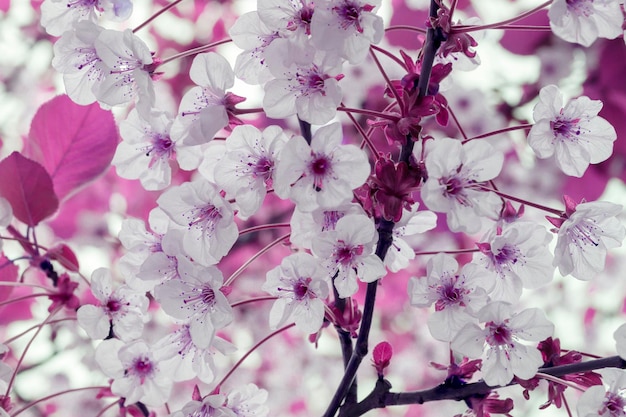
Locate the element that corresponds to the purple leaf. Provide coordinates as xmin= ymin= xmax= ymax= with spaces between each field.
xmin=0 ymin=152 xmax=59 ymax=226
xmin=28 ymin=94 xmax=118 ymax=201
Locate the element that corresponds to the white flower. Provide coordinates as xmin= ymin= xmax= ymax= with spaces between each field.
xmin=213 ymin=125 xmax=288 ymax=219
xmin=262 ymin=252 xmax=329 ymax=334
xmin=290 ymin=202 xmax=367 ymax=250
xmin=263 ymin=40 xmax=344 ymax=124
xmin=312 ymin=214 xmax=386 ymax=298
xmin=528 ymin=85 xmax=617 ymax=177
xmin=154 ymin=258 xmax=233 ymax=348
xmin=473 ymin=221 xmax=554 ymax=303
xmin=421 ymin=138 xmax=503 ymax=234
xmin=95 ymin=339 xmax=172 ymax=406
xmin=385 ymin=205 xmax=437 ymax=273
xmin=577 ymin=368 xmax=626 ymax=417
xmin=552 ymin=200 xmax=625 ymax=280
xmin=408 ymin=253 xmax=492 ymax=342
xmin=451 ymin=302 xmax=554 ymax=387
xmin=153 ymin=324 xmax=236 ymax=383
xmin=310 ymin=0 xmax=384 ymax=64
xmin=112 ymin=109 xmax=177 ymax=191
xmin=171 ymin=394 xmax=235 ymax=417
xmin=274 ymin=123 xmax=370 ymax=211
xmin=77 ymin=268 xmax=149 ymax=341
xmin=226 ymin=383 xmax=270 ymax=417
xmin=41 ymin=0 xmax=133 ymax=36
xmin=117 ymin=209 xmax=180 ymax=292
xmin=258 ymin=0 xmax=315 ymax=39
xmin=157 ymin=179 xmax=238 ymax=266
xmin=171 ymin=52 xmax=243 ymax=146
xmin=51 ymin=21 xmax=107 ymax=105
xmin=94 ymin=28 xmax=155 ymax=118
xmin=229 ymin=11 xmax=279 ymax=85
xmin=548 ymin=0 xmax=623 ymax=47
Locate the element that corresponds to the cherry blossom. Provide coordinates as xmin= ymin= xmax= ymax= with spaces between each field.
xmin=290 ymin=202 xmax=366 ymax=250
xmin=213 ymin=125 xmax=288 ymax=219
xmin=171 ymin=393 xmax=236 ymax=417
xmin=262 ymin=252 xmax=329 ymax=334
xmin=577 ymin=368 xmax=626 ymax=417
xmin=76 ymin=268 xmax=149 ymax=341
xmin=274 ymin=122 xmax=370 ymax=211
xmin=41 ymin=0 xmax=132 ymax=37
xmin=171 ymin=52 xmax=244 ymax=146
xmin=51 ymin=21 xmax=107 ymax=105
xmin=157 ymin=179 xmax=238 ymax=266
xmin=550 ymin=198 xmax=625 ymax=280
xmin=153 ymin=324 xmax=236 ymax=383
xmin=226 ymin=383 xmax=270 ymax=417
xmin=229 ymin=11 xmax=280 ymax=85
xmin=117 ymin=209 xmax=181 ymax=292
xmin=95 ymin=338 xmax=173 ymax=406
xmin=310 ymin=0 xmax=384 ymax=64
xmin=154 ymin=258 xmax=233 ymax=348
xmin=385 ymin=204 xmax=437 ymax=273
xmin=263 ymin=41 xmax=344 ymax=124
xmin=312 ymin=214 xmax=386 ymax=298
xmin=473 ymin=221 xmax=555 ymax=303
xmin=421 ymin=138 xmax=504 ymax=234
xmin=548 ymin=0 xmax=623 ymax=47
xmin=408 ymin=253 xmax=492 ymax=342
xmin=258 ymin=0 xmax=315 ymax=39
xmin=527 ymin=85 xmax=617 ymax=177
xmin=451 ymin=302 xmax=554 ymax=387
xmin=94 ymin=28 xmax=156 ymax=118
xmin=112 ymin=109 xmax=177 ymax=191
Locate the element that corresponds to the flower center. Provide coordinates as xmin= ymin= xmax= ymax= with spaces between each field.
xmin=106 ymin=298 xmax=122 ymax=312
xmin=309 ymin=154 xmax=332 ymax=191
xmin=486 ymin=321 xmax=513 ymax=346
xmin=253 ymin=156 xmax=274 ymax=182
xmin=551 ymin=117 xmax=582 ymax=142
xmin=566 ymin=0 xmax=594 ymax=17
xmin=334 ymin=242 xmax=364 ymax=265
xmin=293 ymin=277 xmax=313 ymax=300
xmin=434 ymin=276 xmax=469 ymax=311
xmin=129 ymin=356 xmax=154 ymax=384
xmin=602 ymin=391 xmax=626 ymax=417
xmin=186 ymin=204 xmax=222 ymax=232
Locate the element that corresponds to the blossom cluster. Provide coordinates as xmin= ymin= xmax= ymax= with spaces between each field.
xmin=0 ymin=0 xmax=625 ymax=416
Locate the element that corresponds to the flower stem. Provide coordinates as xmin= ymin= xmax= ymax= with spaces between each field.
xmin=370 ymin=45 xmax=408 ymax=70
xmin=384 ymin=25 xmax=427 ymax=34
xmin=369 ymin=48 xmax=404 ymax=112
xmin=0 ymin=293 xmax=51 ymax=309
xmin=133 ymin=0 xmax=185 ymax=33
xmin=476 ymin=185 xmax=563 ymax=216
xmin=224 ymin=233 xmax=290 ymax=287
xmin=5 ymin=306 xmax=61 ymax=398
xmin=414 ymin=248 xmax=479 ymax=256
xmin=230 ymin=296 xmax=277 ymax=308
xmin=451 ymin=0 xmax=553 ymax=33
xmin=462 ymin=123 xmax=533 ymax=143
xmin=535 ymin=372 xmax=585 ymax=392
xmin=212 ymin=323 xmax=295 ymax=392
xmin=158 ymin=39 xmax=233 ymax=67
xmin=238 ymin=223 xmax=290 ymax=236
xmin=337 ymin=107 xmax=400 ymax=122
xmin=10 ymin=386 xmax=109 ymax=417
xmin=3 ymin=318 xmax=76 ymax=345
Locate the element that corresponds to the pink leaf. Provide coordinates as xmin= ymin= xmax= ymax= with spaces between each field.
xmin=0 ymin=152 xmax=59 ymax=226
xmin=0 ymin=254 xmax=18 ymax=303
xmin=372 ymin=341 xmax=393 ymax=376
xmin=28 ymin=94 xmax=118 ymax=201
